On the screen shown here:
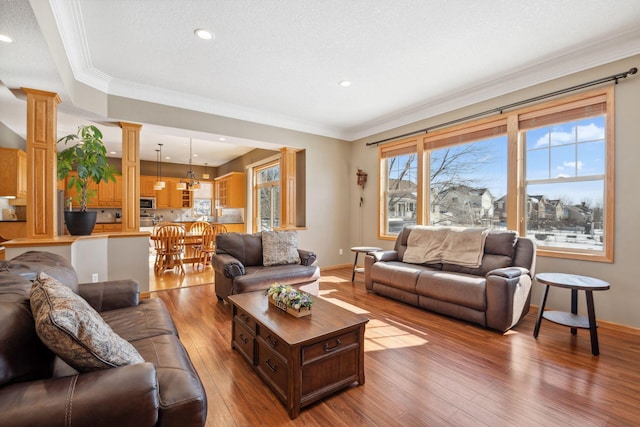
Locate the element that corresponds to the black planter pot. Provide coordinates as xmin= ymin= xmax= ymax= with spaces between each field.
xmin=64 ymin=211 xmax=97 ymax=235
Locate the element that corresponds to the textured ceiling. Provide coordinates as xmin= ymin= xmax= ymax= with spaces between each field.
xmin=1 ymin=0 xmax=639 ymax=165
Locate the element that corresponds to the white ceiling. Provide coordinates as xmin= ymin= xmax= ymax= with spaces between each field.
xmin=1 ymin=0 xmax=640 ymax=165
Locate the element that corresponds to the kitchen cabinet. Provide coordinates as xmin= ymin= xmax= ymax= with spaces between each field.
xmin=140 ymin=175 xmax=157 ymax=197
xmin=92 ymin=223 xmax=123 ymax=234
xmin=98 ymin=176 xmax=122 ymax=207
xmin=215 ymin=172 xmax=244 ymax=208
xmin=153 ymin=177 xmax=191 ymax=208
xmin=0 ymin=221 xmax=27 ymax=240
xmin=0 ymin=148 xmax=27 ymax=199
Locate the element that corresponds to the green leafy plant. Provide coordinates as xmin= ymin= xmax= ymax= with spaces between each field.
xmin=265 ymin=283 xmax=314 ymax=310
xmin=57 ymin=125 xmax=119 ymax=211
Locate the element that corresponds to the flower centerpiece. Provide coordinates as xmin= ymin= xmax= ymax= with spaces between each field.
xmin=265 ymin=283 xmax=313 ymax=317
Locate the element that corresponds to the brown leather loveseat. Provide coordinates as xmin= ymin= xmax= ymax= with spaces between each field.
xmin=365 ymin=226 xmax=536 ymax=332
xmin=212 ymin=231 xmax=320 ymax=301
xmin=0 ymin=251 xmax=207 ymax=427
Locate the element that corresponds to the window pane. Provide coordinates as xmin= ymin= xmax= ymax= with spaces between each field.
xmin=257 ymin=165 xmax=279 ymax=184
xmin=576 ymin=116 xmax=605 ymax=142
xmin=526 ymin=148 xmax=549 ymax=181
xmin=385 ymin=153 xmax=417 ymax=234
xmin=429 ymin=136 xmax=507 ymax=228
xmin=550 ymin=144 xmax=576 ymax=178
xmin=525 ymin=180 xmax=604 ymax=250
xmin=578 ymin=141 xmax=605 ymax=176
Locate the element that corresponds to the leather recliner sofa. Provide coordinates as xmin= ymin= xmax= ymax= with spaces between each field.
xmin=211 ymin=232 xmax=320 ymax=301
xmin=0 ymin=251 xmax=207 ymax=427
xmin=365 ymin=226 xmax=536 ymax=332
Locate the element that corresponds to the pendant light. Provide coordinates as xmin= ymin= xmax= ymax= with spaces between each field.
xmin=153 ymin=144 xmax=166 ymax=190
xmin=176 ymin=138 xmax=200 ymax=191
xmin=202 ymin=163 xmax=210 ymax=180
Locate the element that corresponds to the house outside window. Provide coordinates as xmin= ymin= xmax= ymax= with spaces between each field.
xmin=254 ymin=161 xmax=280 ymax=232
xmin=378 ymin=88 xmax=614 ymax=262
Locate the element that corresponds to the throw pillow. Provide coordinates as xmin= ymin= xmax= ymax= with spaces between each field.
xmin=262 ymin=230 xmax=301 ymax=266
xmin=30 ymin=272 xmax=144 ymax=372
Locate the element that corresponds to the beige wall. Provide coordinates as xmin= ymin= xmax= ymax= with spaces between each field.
xmin=350 ymin=54 xmax=640 ymax=328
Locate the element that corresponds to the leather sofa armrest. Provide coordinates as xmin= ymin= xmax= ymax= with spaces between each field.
xmin=212 ymin=253 xmax=246 ymax=279
xmin=298 ymin=249 xmax=317 ymax=266
xmin=487 ymin=266 xmax=530 ymax=279
xmin=486 ymin=267 xmax=533 ymax=332
xmin=0 ymin=363 xmax=159 ymax=427
xmin=371 ymin=250 xmax=398 ymax=262
xmin=78 ymin=279 xmax=140 ymax=312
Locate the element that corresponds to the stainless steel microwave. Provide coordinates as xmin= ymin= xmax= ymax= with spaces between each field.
xmin=140 ymin=197 xmax=156 ymax=209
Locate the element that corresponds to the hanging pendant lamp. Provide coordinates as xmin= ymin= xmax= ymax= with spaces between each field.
xmin=202 ymin=163 xmax=210 ymax=180
xmin=154 ymin=144 xmax=166 ymax=190
xmin=176 ymin=138 xmax=200 ymax=191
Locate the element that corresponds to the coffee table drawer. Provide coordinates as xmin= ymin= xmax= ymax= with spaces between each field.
xmin=302 ymin=329 xmax=359 ymax=363
xmin=233 ymin=321 xmax=255 ymax=364
xmin=258 ymin=327 xmax=289 ymax=359
xmin=256 ymin=343 xmax=288 ymax=401
xmin=235 ymin=308 xmax=257 ymax=334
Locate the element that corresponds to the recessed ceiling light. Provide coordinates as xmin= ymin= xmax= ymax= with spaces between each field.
xmin=194 ymin=29 xmax=214 ymax=40
xmin=193 ymin=153 xmax=198 ymax=157
xmin=339 ymin=80 xmax=352 ymax=87
xmin=109 ymin=151 xmax=117 ymax=155
xmin=0 ymin=34 xmax=13 ymax=43
xmin=165 ymin=156 xmax=171 ymax=160
xmin=219 ymin=137 xmax=226 ymax=141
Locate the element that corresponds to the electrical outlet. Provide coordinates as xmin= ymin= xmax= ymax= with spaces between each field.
xmin=339 ymin=249 xmax=343 ymax=255
xmin=91 ymin=273 xmax=99 ymax=283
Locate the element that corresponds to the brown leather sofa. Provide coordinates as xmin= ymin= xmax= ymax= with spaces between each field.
xmin=212 ymin=232 xmax=320 ymax=301
xmin=0 ymin=251 xmax=207 ymax=427
xmin=364 ymin=227 xmax=536 ymax=332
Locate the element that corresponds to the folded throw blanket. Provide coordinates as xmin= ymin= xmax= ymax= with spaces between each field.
xmin=403 ymin=226 xmax=489 ymax=268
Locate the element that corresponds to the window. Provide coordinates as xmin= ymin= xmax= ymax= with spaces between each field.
xmin=380 ymin=138 xmax=418 ymax=235
xmin=522 ymin=93 xmax=611 ymax=260
xmin=254 ymin=161 xmax=280 ymax=231
xmin=378 ymin=88 xmax=614 ymax=261
xmin=428 ymin=135 xmax=507 ymax=228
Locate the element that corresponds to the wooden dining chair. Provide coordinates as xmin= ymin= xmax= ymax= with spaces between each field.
xmin=155 ymin=223 xmax=186 ymax=274
xmin=195 ymin=223 xmax=228 ymax=270
xmin=188 ymin=222 xmax=212 ymax=268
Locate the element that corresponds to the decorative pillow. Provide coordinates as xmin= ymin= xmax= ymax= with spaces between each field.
xmin=262 ymin=230 xmax=301 ymax=266
xmin=29 ymin=272 xmax=144 ymax=372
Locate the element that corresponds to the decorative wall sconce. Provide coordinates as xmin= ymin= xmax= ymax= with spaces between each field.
xmin=356 ymin=169 xmax=368 ymax=189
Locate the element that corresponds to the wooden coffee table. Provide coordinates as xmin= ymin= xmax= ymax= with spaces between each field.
xmin=228 ymin=291 xmax=369 ymax=418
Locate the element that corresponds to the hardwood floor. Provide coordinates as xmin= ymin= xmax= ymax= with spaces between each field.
xmin=151 ymin=267 xmax=640 ymax=426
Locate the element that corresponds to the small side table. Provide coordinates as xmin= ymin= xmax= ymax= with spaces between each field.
xmin=350 ymin=246 xmax=382 ymax=281
xmin=533 ymin=272 xmax=610 ymax=356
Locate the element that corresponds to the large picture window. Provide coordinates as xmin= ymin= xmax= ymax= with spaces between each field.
xmin=378 ymin=88 xmax=614 ymax=262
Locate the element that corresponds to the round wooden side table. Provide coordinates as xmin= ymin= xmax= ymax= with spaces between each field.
xmin=533 ymin=272 xmax=610 ymax=356
xmin=350 ymin=246 xmax=382 ymax=281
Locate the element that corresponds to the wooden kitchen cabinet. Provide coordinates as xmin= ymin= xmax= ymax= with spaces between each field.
xmin=98 ymin=175 xmax=122 ymax=207
xmin=140 ymin=175 xmax=157 ymax=197
xmin=0 ymin=148 xmax=27 ymax=199
xmin=215 ymin=172 xmax=244 ymax=208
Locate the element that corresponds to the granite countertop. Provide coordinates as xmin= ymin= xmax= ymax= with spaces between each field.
xmin=0 ymin=219 xmax=26 ymax=222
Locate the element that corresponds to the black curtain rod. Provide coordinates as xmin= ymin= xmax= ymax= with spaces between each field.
xmin=366 ymin=66 xmax=638 ymax=147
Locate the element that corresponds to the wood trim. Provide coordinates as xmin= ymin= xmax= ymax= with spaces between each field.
xmin=22 ymin=87 xmax=60 ymax=239
xmin=279 ymin=147 xmax=297 ymax=229
xmin=119 ymin=122 xmax=142 ymax=232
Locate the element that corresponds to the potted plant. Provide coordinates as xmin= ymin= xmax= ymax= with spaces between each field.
xmin=57 ymin=125 xmax=119 ymax=235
